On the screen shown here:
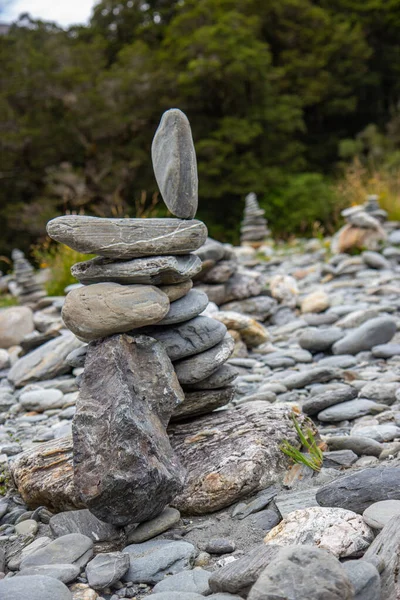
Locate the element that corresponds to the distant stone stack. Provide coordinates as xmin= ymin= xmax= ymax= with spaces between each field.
xmin=332 ymin=196 xmax=387 ymax=254
xmin=240 ymin=192 xmax=270 ymax=245
xmin=47 ymin=109 xmax=237 ymax=526
xmin=11 ymin=249 xmax=46 ymax=309
xmin=363 ymin=194 xmax=388 ymax=223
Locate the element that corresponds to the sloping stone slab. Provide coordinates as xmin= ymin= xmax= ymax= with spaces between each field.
xmin=364 ymin=514 xmax=400 ymax=600
xmin=171 ymin=387 xmax=235 ymax=420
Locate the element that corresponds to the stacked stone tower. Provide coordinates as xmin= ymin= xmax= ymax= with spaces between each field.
xmin=11 ymin=249 xmax=46 ymax=309
xmin=240 ymin=192 xmax=270 ymax=245
xmin=46 ymin=109 xmax=237 ymax=526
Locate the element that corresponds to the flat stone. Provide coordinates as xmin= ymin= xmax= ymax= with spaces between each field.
xmin=205 ymin=539 xmax=236 ymax=554
xmin=184 ymin=364 xmax=238 ymax=390
xmin=332 ymin=316 xmax=397 ymax=355
xmin=66 ymin=346 xmax=88 ymax=368
xmin=152 ymin=568 xmax=211 ymax=594
xmin=358 ymin=381 xmax=399 ymax=405
xmin=159 ymin=279 xmax=193 ymax=302
xmin=363 ymin=500 xmax=400 ymax=529
xmin=152 ymin=108 xmax=198 ymax=219
xmin=123 ymin=539 xmax=196 ymax=584
xmin=302 ymin=386 xmax=357 ymax=415
xmin=0 ymin=306 xmax=34 ymax=348
xmin=21 ymin=533 xmax=93 ymax=569
xmin=248 ymin=509 xmax=281 ymax=532
xmin=16 ymin=563 xmax=80 ymax=584
xmin=62 ymin=283 xmax=170 ymax=342
xmin=342 ymin=560 xmax=381 ymax=600
xmin=72 ymin=254 xmax=201 ymax=285
xmin=264 ymin=506 xmax=373 ymax=558
xmin=47 ymin=216 xmax=207 ymax=258
xmin=316 ymin=466 xmax=400 ymax=513
xmin=301 ymin=290 xmax=330 ymax=313
xmin=364 ymin=514 xmax=400 ymax=599
xmin=157 ymin=290 xmax=208 ymax=325
xmin=363 ymin=250 xmax=390 ymax=269
xmin=220 ymin=297 xmax=277 ymax=321
xmin=200 ymin=260 xmax=237 ymax=284
xmin=325 ymin=435 xmax=383 ymax=456
xmin=0 ymin=575 xmax=72 ymax=600
xmin=274 ymin=489 xmax=318 ymax=518
xmin=299 ymin=327 xmax=343 ymax=352
xmin=19 ymin=388 xmax=65 ymax=412
xmin=351 ymin=424 xmax=400 ymax=442
xmin=126 ymin=507 xmax=181 ymax=543
xmin=317 ymin=399 xmax=387 ymax=422
xmin=149 ymin=594 xmax=203 ymax=600
xmin=372 ymin=343 xmax=400 ymax=358
xmin=8 ymin=332 xmax=83 ymax=388
xmin=172 ymin=387 xmax=235 ymax=420
xmin=49 ymin=509 xmax=121 ymax=542
xmin=143 ymin=316 xmax=227 ymax=361
xmin=280 ymin=367 xmax=340 ymax=390
xmin=322 ymin=450 xmax=358 ymax=468
xmin=15 ymin=519 xmax=38 ymax=536
xmin=73 ymin=334 xmax=185 ymax=525
xmin=85 ymin=552 xmax=130 ymax=589
xmin=247 ymin=546 xmax=354 ymax=600
xmin=317 ymin=354 xmax=357 ymax=368
xmin=232 ymin=487 xmax=279 ymax=520
xmin=173 ymin=334 xmax=235 ymax=384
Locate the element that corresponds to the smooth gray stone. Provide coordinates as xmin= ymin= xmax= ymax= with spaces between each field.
xmin=66 ymin=345 xmax=87 ymax=368
xmin=220 ymin=297 xmax=277 ymax=321
xmin=8 ymin=332 xmax=83 ymax=388
xmin=86 ymin=552 xmax=130 ymax=589
xmin=322 ymin=450 xmax=358 ymax=468
xmin=316 ymin=466 xmax=400 ymax=513
xmin=316 ymin=354 xmax=358 ymax=368
xmin=193 ymin=237 xmax=225 ymax=263
xmin=363 ymin=250 xmax=391 ymax=269
xmin=280 ymin=367 xmax=340 ymax=391
xmin=233 ymin=487 xmax=279 ymax=520
xmin=0 ymin=575 xmax=72 ymax=600
xmin=152 ymin=568 xmax=211 ymax=594
xmin=19 ymin=388 xmax=64 ymax=412
xmin=299 ymin=327 xmax=343 ymax=352
xmin=143 ymin=316 xmax=227 ymax=361
xmin=49 ymin=509 xmax=121 ymax=542
xmin=152 ymin=108 xmax=198 ymax=219
xmin=157 ymin=290 xmax=209 ymax=326
xmin=365 ymin=514 xmax=400 ymax=598
xmin=200 ymin=260 xmax=237 ymax=284
xmin=123 ymin=539 xmax=196 ymax=584
xmin=172 ymin=386 xmax=235 ymax=420
xmin=388 ymin=230 xmax=400 ymax=245
xmin=73 ymin=334 xmax=185 ymax=525
xmin=126 ymin=507 xmax=180 ymax=543
xmin=325 ymin=436 xmax=383 ymax=457
xmin=174 ymin=334 xmax=235 ymax=385
xmin=62 ymin=282 xmax=170 ymax=342
xmin=358 ymin=381 xmax=399 ymax=405
xmin=16 ymin=563 xmax=80 ymax=584
xmin=332 ymin=316 xmax=397 ymax=355
xmin=47 ymin=216 xmax=207 ymax=258
xmin=248 ymin=509 xmax=281 ymax=532
xmin=208 ymin=545 xmax=281 ymax=595
xmin=351 ymin=424 xmax=400 ymax=442
xmin=20 ymin=533 xmax=93 ymax=569
xmin=363 ymin=500 xmax=400 ymax=529
xmin=341 ymin=560 xmax=381 ymax=600
xmin=302 ymin=386 xmax=358 ymax=415
xmin=372 ymin=343 xmax=400 ymax=358
xmin=205 ymin=539 xmax=236 ymax=554
xmin=317 ymin=399 xmax=387 ymax=422
xmin=247 ymin=546 xmax=354 ymax=600
xmin=149 ymin=594 xmax=203 ymax=600
xmin=184 ymin=364 xmax=238 ymax=390
xmin=71 ymin=254 xmax=201 ymax=285
xmin=303 ymin=312 xmax=339 ymax=326
xmin=275 ymin=489 xmax=318 ymax=518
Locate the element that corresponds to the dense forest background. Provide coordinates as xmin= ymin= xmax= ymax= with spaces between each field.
xmin=1 ymin=0 xmax=400 ymax=258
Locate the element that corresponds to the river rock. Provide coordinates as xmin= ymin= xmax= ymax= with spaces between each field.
xmin=126 ymin=507 xmax=180 ymax=543
xmin=152 ymin=108 xmax=198 ymax=219
xmin=143 ymin=316 xmax=227 ymax=361
xmin=358 ymin=381 xmax=399 ymax=405
xmin=0 ymin=575 xmax=72 ymax=600
xmin=302 ymin=386 xmax=358 ymax=415
xmin=173 ymin=334 xmax=235 ymax=385
xmin=280 ymin=366 xmax=340 ymax=391
xmin=325 ymin=436 xmax=383 ymax=457
xmin=172 ymin=386 xmax=235 ymax=420
xmin=214 ymin=312 xmax=268 ymax=347
xmin=220 ymin=297 xmax=277 ymax=321
xmin=264 ymin=506 xmax=373 ymax=558
xmin=49 ymin=509 xmax=121 ymax=542
xmin=168 ymin=403 xmax=305 ymax=514
xmin=21 ymin=533 xmax=93 ymax=569
xmin=16 ymin=564 xmax=80 ymax=584
xmin=316 ymin=466 xmax=400 ymax=513
xmin=298 ymin=327 xmax=343 ymax=352
xmin=317 ymin=399 xmax=387 ymax=422
xmin=157 ymin=289 xmax=209 ymax=325
xmin=332 ymin=316 xmax=397 ymax=355
xmin=363 ymin=500 xmax=400 ymax=530
xmin=301 ymin=290 xmax=330 ymax=313
xmin=364 ymin=514 xmax=400 ymax=599
xmin=85 ymin=552 xmax=130 ymax=589
xmin=160 ymin=279 xmax=193 ymax=302
xmin=47 ymin=216 xmax=207 ymax=258
xmin=71 ymin=254 xmax=201 ymax=285
xmin=0 ymin=306 xmax=34 ymax=348
xmin=73 ymin=334 xmax=185 ymax=525
xmin=342 ymin=560 xmax=380 ymax=600
xmin=62 ymin=282 xmax=170 ymax=342
xmin=247 ymin=546 xmax=354 ymax=600
xmin=8 ymin=332 xmax=83 ymax=387
xmin=184 ymin=364 xmax=238 ymax=390
xmin=152 ymin=568 xmax=211 ymax=595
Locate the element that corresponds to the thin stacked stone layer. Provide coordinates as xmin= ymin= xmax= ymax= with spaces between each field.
xmin=46 ymin=108 xmax=238 ymax=525
xmin=11 ymin=249 xmax=46 ymax=309
xmin=240 ymin=192 xmax=270 ymax=244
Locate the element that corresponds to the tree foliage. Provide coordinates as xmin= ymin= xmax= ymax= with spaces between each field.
xmin=0 ymin=0 xmax=399 ymax=255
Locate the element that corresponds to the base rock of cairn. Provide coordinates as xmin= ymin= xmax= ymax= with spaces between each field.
xmin=240 ymin=192 xmax=270 ymax=245
xmin=46 ymin=108 xmax=238 ymax=525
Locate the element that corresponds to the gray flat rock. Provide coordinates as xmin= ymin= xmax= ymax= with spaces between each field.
xmin=172 ymin=386 xmax=235 ymax=420
xmin=47 ymin=216 xmax=207 ymax=258
xmin=275 ymin=489 xmax=318 ymax=518
xmin=325 ymin=435 xmax=383 ymax=457
xmin=302 ymin=386 xmax=357 ymax=416
xmin=332 ymin=316 xmax=397 ymax=355
xmin=280 ymin=367 xmax=340 ymax=390
xmin=152 ymin=108 xmax=198 ymax=219
xmin=123 ymin=539 xmax=196 ymax=584
xmin=152 ymin=568 xmax=211 ymax=594
xmin=157 ymin=290 xmax=209 ymax=325
xmin=299 ymin=327 xmax=343 ymax=352
xmin=20 ymin=533 xmax=93 ymax=569
xmin=49 ymin=509 xmax=121 ymax=542
xmin=71 ymin=254 xmax=201 ymax=285
xmin=184 ymin=364 xmax=238 ymax=390
xmin=174 ymin=334 xmax=235 ymax=385
xmin=16 ymin=563 xmax=80 ymax=583
xmin=0 ymin=575 xmax=72 ymax=600
xmin=363 ymin=500 xmax=400 ymax=529
xmin=126 ymin=507 xmax=181 ymax=543
xmin=342 ymin=560 xmax=381 ymax=600
xmin=317 ymin=399 xmax=387 ymax=422
xmin=86 ymin=552 xmax=130 ymax=589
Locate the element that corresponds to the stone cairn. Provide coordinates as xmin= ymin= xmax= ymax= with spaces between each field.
xmin=240 ymin=192 xmax=270 ymax=245
xmin=46 ymin=108 xmax=237 ymax=526
xmin=10 ymin=249 xmax=46 ymax=309
xmin=332 ymin=194 xmax=387 ymax=254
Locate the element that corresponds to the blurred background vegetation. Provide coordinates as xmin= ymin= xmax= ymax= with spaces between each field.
xmin=1 ymin=0 xmax=400 ymax=261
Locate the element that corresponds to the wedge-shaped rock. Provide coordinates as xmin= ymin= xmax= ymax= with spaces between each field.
xmin=184 ymin=363 xmax=238 ymax=390
xmin=172 ymin=386 xmax=235 ymax=420
xmin=71 ymin=254 xmax=201 ymax=285
xmin=47 ymin=216 xmax=207 ymax=258
xmin=364 ymin=514 xmax=400 ymax=600
xmin=62 ymin=283 xmax=170 ymax=342
xmin=73 ymin=334 xmax=185 ymax=525
xmin=174 ymin=333 xmax=235 ymax=385
xmin=152 ymin=108 xmax=198 ymax=219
